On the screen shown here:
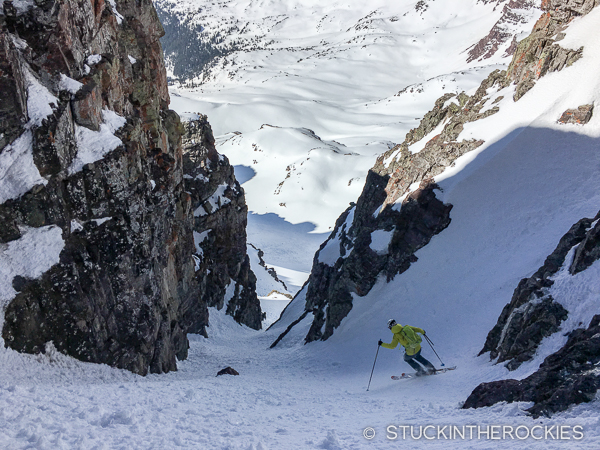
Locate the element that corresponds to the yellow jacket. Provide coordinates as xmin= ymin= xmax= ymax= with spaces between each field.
xmin=381 ymin=324 xmax=424 ymax=356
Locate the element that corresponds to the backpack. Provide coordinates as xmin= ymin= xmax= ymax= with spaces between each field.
xmin=400 ymin=325 xmax=422 ymax=351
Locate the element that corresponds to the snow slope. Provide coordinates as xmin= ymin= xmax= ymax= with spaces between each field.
xmin=163 ymin=0 xmax=542 ymax=293
xmin=271 ymin=0 xmax=600 ymax=416
xmin=0 ymin=306 xmax=598 ymax=449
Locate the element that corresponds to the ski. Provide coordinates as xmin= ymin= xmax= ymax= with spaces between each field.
xmin=391 ymin=366 xmax=456 ymax=380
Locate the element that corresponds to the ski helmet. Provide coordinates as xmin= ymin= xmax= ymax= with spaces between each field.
xmin=387 ymin=319 xmax=397 ymax=330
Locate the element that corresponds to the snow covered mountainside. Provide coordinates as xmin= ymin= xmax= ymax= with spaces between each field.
xmin=156 ymin=0 xmax=600 ymax=427
xmin=156 ymin=0 xmax=543 ymax=297
xmin=1 ymin=0 xmax=600 ymax=449
xmin=0 ymin=0 xmax=263 ymax=376
xmin=273 ymin=0 xmax=600 ymax=419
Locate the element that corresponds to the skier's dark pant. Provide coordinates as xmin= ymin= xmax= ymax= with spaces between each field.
xmin=404 ymin=349 xmax=435 ymax=374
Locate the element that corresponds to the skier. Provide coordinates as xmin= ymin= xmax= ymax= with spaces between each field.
xmin=378 ymin=319 xmax=436 ymax=376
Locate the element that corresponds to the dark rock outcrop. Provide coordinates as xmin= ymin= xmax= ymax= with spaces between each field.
xmin=570 ymin=214 xmax=600 ymax=274
xmin=304 ymin=180 xmax=452 ymax=342
xmin=465 ymin=315 xmax=600 ymax=418
xmin=272 ymin=178 xmax=452 ymax=345
xmin=181 ymin=116 xmax=262 ymax=331
xmin=467 ymin=212 xmax=600 ymax=415
xmin=479 ymin=214 xmax=598 ymax=369
xmin=216 ymin=366 xmax=239 ymax=376
xmin=0 ymin=0 xmax=259 ymax=373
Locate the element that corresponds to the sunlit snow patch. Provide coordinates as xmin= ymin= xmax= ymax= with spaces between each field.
xmin=58 ymin=74 xmax=83 ymax=94
xmin=217 ymin=126 xmax=378 ymax=233
xmin=69 ymin=109 xmax=127 ymax=174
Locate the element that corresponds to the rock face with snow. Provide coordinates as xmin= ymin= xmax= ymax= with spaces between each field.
xmin=478 ymin=215 xmax=599 ymax=370
xmin=468 ymin=0 xmax=541 ymax=63
xmin=465 ymin=213 xmax=600 ymax=417
xmin=305 ymin=180 xmax=452 ymax=342
xmin=181 ymin=117 xmax=262 ymax=331
xmin=470 ymin=315 xmax=600 ymax=418
xmin=0 ymin=0 xmax=258 ymax=374
xmin=507 ymin=0 xmax=597 ymax=100
xmin=271 ymin=0 xmax=598 ymax=349
xmin=372 ymin=69 xmax=506 ymax=208
xmin=272 ymin=175 xmax=452 ymax=345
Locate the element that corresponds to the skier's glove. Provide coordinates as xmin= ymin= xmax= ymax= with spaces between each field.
xmin=378 ymin=340 xmax=383 ymax=346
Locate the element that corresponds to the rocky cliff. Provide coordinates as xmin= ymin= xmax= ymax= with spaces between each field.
xmin=272 ymin=0 xmax=598 ymax=351
xmin=506 ymin=0 xmax=596 ymax=100
xmin=0 ymin=0 xmax=259 ymax=374
xmin=181 ymin=116 xmax=263 ymax=332
xmin=478 ymin=215 xmax=597 ymax=371
xmin=464 ymin=211 xmax=600 ymax=417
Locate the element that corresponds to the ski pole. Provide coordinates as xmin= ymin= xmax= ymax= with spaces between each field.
xmin=366 ymin=343 xmax=381 ymax=391
xmin=424 ymin=334 xmax=445 ymax=367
